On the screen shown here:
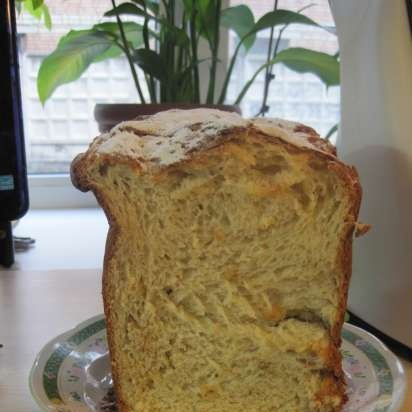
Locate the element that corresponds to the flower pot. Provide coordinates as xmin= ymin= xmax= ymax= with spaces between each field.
xmin=94 ymin=103 xmax=241 ymax=133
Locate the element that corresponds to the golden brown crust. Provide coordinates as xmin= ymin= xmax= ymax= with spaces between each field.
xmin=329 ymin=164 xmax=362 ymax=345
xmin=314 ymin=372 xmax=347 ymax=411
xmin=71 ymin=109 xmax=362 ymax=412
xmin=70 ymin=153 xmax=90 ymax=192
xmin=91 ymin=189 xmax=135 ymax=412
xmin=253 ymin=118 xmax=337 ymax=157
xmin=72 ymin=155 xmax=131 ymax=410
xmin=355 ymin=222 xmax=371 ymax=237
xmin=72 ymin=109 xmax=339 ymax=183
xmin=321 ymin=162 xmax=361 ymax=412
xmin=102 ymin=226 xmax=125 ymax=411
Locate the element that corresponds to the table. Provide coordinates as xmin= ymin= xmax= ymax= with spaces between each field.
xmin=0 ymin=269 xmax=411 ymax=412
xmin=0 ymin=270 xmax=102 ymax=412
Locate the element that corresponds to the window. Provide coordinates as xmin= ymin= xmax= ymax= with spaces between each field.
xmin=17 ymin=0 xmax=339 ymax=181
xmin=20 ymin=54 xmax=138 ymax=173
xmin=17 ymin=1 xmax=139 ymax=175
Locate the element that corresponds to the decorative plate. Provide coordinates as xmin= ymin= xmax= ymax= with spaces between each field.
xmin=30 ymin=315 xmax=406 ymax=412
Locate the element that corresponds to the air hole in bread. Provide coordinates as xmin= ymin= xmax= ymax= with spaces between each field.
xmin=291 ymin=181 xmax=311 ymax=208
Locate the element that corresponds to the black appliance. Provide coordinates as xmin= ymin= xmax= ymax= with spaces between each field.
xmin=0 ymin=0 xmax=29 ymax=267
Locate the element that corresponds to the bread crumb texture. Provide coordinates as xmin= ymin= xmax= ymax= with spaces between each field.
xmin=71 ymin=109 xmax=361 ymax=412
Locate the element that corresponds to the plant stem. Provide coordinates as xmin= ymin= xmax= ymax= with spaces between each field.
xmin=160 ymin=0 xmax=175 ymax=102
xmin=256 ymin=0 xmax=278 ymax=116
xmin=234 ymin=59 xmax=276 ymax=105
xmin=190 ymin=5 xmax=200 ymax=103
xmin=325 ymin=123 xmax=338 ymax=140
xmin=234 ymin=4 xmax=319 ymax=106
xmin=270 ymin=25 xmax=286 ymax=67
xmin=206 ymin=0 xmax=221 ymax=104
xmin=159 ymin=3 xmax=166 ymax=102
xmin=110 ymin=0 xmax=146 ymax=103
xmin=176 ymin=10 xmax=188 ymax=101
xmin=176 ymin=11 xmax=186 ymax=74
xmin=217 ymin=39 xmax=243 ymax=104
xmin=169 ymin=0 xmax=175 ymax=101
xmin=143 ymin=7 xmax=156 ymax=102
xmin=256 ymin=2 xmax=314 ymax=116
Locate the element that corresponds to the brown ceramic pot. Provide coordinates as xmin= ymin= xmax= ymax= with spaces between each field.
xmin=94 ymin=103 xmax=242 ymax=133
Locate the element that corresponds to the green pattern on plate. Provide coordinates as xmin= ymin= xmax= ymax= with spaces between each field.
xmin=43 ymin=318 xmax=106 ymax=403
xmin=31 ymin=316 xmax=404 ymax=412
xmin=342 ymin=328 xmax=393 ymax=412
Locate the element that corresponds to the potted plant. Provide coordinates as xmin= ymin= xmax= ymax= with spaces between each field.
xmin=35 ymin=0 xmax=339 ymax=132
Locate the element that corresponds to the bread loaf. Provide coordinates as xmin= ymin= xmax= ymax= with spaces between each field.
xmin=71 ymin=109 xmax=361 ymax=412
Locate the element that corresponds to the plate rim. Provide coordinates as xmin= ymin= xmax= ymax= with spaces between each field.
xmin=29 ymin=314 xmax=106 ymax=412
xmin=29 ymin=315 xmax=407 ymax=412
xmin=343 ymin=323 xmax=407 ymax=412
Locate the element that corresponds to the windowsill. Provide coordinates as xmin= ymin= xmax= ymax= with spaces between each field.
xmin=29 ymin=174 xmax=98 ymax=209
xmin=1 ymin=208 xmax=108 ymax=271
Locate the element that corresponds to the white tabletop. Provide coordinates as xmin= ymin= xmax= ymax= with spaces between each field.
xmin=0 ymin=269 xmax=103 ymax=412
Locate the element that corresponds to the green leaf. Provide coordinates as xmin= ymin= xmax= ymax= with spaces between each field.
xmin=194 ymin=0 xmax=219 ymax=44
xmin=32 ymin=0 xmax=44 ymax=10
xmin=131 ymin=0 xmax=146 ymax=8
xmin=182 ymin=0 xmax=194 ymax=14
xmin=174 ymin=59 xmax=214 ymax=102
xmin=234 ymin=47 xmax=340 ymax=104
xmin=147 ymin=0 xmax=159 ymax=15
xmin=94 ymin=23 xmax=144 ymax=61
xmin=23 ymin=0 xmax=43 ymax=19
xmin=105 ymin=2 xmax=161 ymax=29
xmin=251 ymin=9 xmax=320 ymax=36
xmin=176 ymin=58 xmax=212 ymax=82
xmin=56 ymin=29 xmax=92 ymax=46
xmin=42 ymin=4 xmax=52 ymax=30
xmin=218 ymin=9 xmax=324 ymax=104
xmin=131 ymin=0 xmax=159 ymax=15
xmin=134 ymin=49 xmax=166 ymax=80
xmin=182 ymin=0 xmax=219 ymax=64
xmin=274 ymin=48 xmax=340 ymax=86
xmin=55 ymin=23 xmax=144 ymax=64
xmin=37 ymin=32 xmax=114 ymax=103
xmin=20 ymin=0 xmax=44 ymax=11
xmin=22 ymin=1 xmax=52 ymax=29
xmin=221 ymin=5 xmax=255 ymax=51
xmin=163 ymin=24 xmax=190 ymax=47
xmin=105 ymin=2 xmax=146 ymax=18
xmin=94 ymin=21 xmax=144 ymax=48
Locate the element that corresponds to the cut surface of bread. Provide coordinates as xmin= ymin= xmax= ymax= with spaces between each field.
xmin=71 ymin=109 xmax=361 ymax=412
